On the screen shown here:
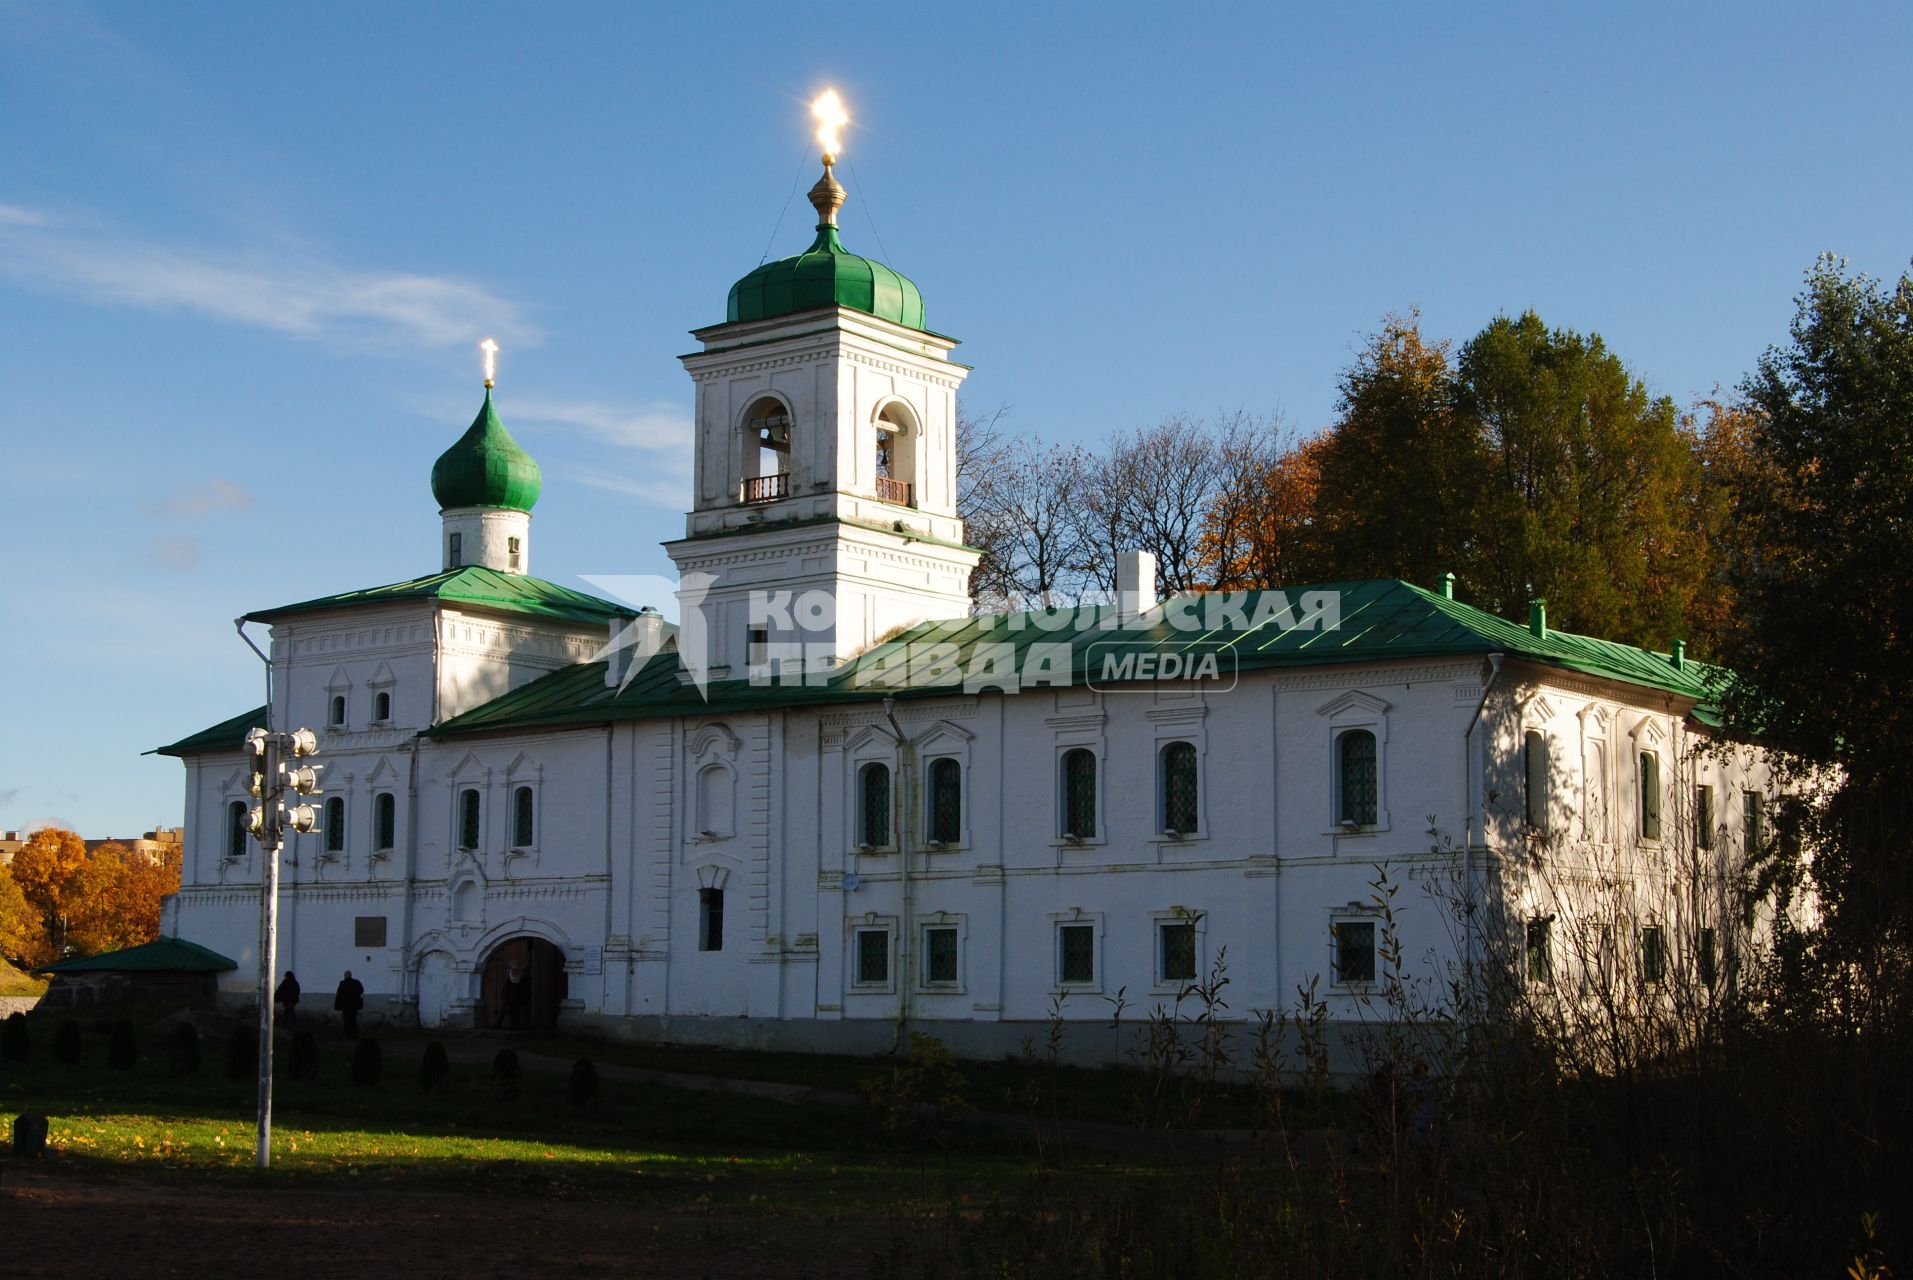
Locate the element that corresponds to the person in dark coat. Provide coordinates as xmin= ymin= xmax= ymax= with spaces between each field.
xmin=333 ymin=970 xmax=365 ymax=1040
xmin=274 ymin=971 xmax=300 ymax=1025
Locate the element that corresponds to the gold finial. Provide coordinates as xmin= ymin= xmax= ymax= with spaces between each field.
xmin=480 ymin=337 xmax=498 ymax=389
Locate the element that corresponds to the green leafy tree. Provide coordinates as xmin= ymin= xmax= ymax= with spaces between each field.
xmin=1719 ymin=256 xmax=1913 ymax=1022
xmin=1455 ymin=311 xmax=1706 ymax=648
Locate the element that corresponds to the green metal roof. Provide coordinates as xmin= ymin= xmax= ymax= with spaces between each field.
xmin=727 ymin=224 xmax=926 ymax=330
xmin=431 ymin=388 xmax=542 ymax=512
xmin=150 ymin=704 xmax=267 ymax=758
xmin=38 ymin=936 xmax=238 ymax=974
xmin=429 ymin=579 xmax=1724 ymax=740
xmin=243 ymin=566 xmax=634 ymax=626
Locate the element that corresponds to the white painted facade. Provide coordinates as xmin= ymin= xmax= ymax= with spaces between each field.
xmin=160 ymin=215 xmax=1775 ymax=1065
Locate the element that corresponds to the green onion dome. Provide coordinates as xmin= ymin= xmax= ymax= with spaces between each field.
xmin=430 ymin=389 xmax=542 ymax=512
xmin=725 ymin=162 xmax=926 ymax=330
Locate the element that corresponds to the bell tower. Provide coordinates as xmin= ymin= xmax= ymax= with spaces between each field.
xmin=664 ymin=144 xmax=978 ymax=682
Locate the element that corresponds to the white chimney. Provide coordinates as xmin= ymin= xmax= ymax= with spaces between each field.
xmin=1116 ymin=549 xmax=1158 ymax=621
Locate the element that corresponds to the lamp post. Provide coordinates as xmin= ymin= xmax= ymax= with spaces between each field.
xmin=237 ymin=707 xmax=323 ymax=1171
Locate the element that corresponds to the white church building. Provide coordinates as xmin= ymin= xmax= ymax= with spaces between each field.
xmin=156 ymin=155 xmax=1772 ymax=1062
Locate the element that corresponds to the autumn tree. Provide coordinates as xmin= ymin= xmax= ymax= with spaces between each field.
xmin=7 ymin=827 xmax=87 ymax=963
xmin=0 ymin=869 xmax=37 ymax=965
xmin=1199 ymin=429 xmax=1330 ymax=589
xmin=67 ymin=842 xmax=181 ymax=957
xmin=1311 ymin=312 xmax=1482 ymax=587
xmin=1072 ymin=414 xmax=1250 ymax=596
xmin=1717 ymin=255 xmax=1913 ymax=1023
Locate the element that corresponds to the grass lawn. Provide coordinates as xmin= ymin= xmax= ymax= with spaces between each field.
xmin=0 ymin=958 xmax=46 ymax=998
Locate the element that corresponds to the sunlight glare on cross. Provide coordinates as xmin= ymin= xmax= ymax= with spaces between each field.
xmin=480 ymin=338 xmax=499 ymax=388
xmin=811 ymin=90 xmax=848 ymax=163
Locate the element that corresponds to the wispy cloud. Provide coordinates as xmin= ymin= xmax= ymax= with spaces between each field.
xmin=564 ymin=468 xmax=689 ymax=511
xmin=0 ymin=787 xmax=23 ymax=807
xmin=145 ymin=478 xmax=253 ymax=521
xmin=511 ymin=398 xmax=693 ymax=459
xmin=0 ymin=204 xmax=536 ymax=350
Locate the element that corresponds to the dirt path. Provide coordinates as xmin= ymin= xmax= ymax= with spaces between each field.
xmin=0 ymin=1161 xmax=876 ymax=1279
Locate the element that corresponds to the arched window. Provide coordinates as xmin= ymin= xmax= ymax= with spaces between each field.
xmin=227 ymin=800 xmax=248 ymax=859
xmin=374 ymin=691 xmax=391 ymax=723
xmin=1160 ymin=741 xmax=1199 ymax=835
xmin=1639 ymin=753 xmax=1661 ymax=840
xmin=1337 ymin=730 xmax=1377 ymax=826
xmin=927 ymin=758 xmax=961 ymax=844
xmin=742 ymin=396 xmax=791 ymax=502
xmin=329 ymin=695 xmax=346 ymax=728
xmin=458 ymin=788 xmax=481 ymax=850
xmin=324 ymin=796 xmax=345 ymax=853
xmin=374 ymin=792 xmax=396 ymax=851
xmin=1061 ymin=748 xmax=1097 ymax=839
xmin=1524 ymin=730 xmax=1548 ymax=830
xmin=513 ymin=786 xmax=535 ymax=848
xmin=873 ymin=402 xmax=916 ymax=507
xmin=858 ymin=762 xmax=891 ymax=848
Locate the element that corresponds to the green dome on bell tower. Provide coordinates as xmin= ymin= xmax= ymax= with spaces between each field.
xmin=725 ymin=161 xmax=927 ymax=330
xmin=430 ymin=387 xmax=542 ymax=513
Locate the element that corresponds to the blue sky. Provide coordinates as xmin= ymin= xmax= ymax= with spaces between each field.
xmin=2 ymin=1 xmax=1908 ymax=835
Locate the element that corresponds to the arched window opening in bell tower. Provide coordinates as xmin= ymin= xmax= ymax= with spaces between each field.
xmin=742 ymin=397 xmax=792 ymax=503
xmin=874 ymin=401 xmax=916 ymax=507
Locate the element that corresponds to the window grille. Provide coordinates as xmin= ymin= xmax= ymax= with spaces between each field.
xmin=859 ymin=762 xmax=890 ymax=847
xmin=325 ymin=797 xmax=345 ymax=853
xmin=1334 ymin=920 xmax=1376 ymax=984
xmin=924 ymin=926 xmax=958 ymax=985
xmin=513 ymin=786 xmax=534 ymax=848
xmin=458 ymin=788 xmax=480 ymax=851
xmin=1058 ymin=924 xmax=1095 ymax=984
xmin=1338 ymin=731 xmax=1377 ymax=825
xmin=928 ymin=758 xmax=961 ymax=843
xmin=1061 ymin=749 xmax=1097 ymax=838
xmin=1161 ymin=742 xmax=1198 ymax=835
xmin=856 ymin=929 xmax=890 ymax=985
xmin=1159 ymin=921 xmax=1197 ymax=983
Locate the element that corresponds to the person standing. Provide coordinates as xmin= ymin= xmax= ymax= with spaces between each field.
xmin=274 ymin=971 xmax=300 ymax=1026
xmin=333 ymin=970 xmax=365 ymax=1040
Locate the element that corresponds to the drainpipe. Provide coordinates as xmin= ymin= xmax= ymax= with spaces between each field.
xmin=1462 ymin=653 xmax=1505 ymax=1002
xmin=883 ymin=697 xmax=915 ymax=1053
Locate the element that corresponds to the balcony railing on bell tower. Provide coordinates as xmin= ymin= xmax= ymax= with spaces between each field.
xmin=874 ymin=475 xmax=913 ymax=507
xmin=742 ymin=473 xmax=789 ymax=504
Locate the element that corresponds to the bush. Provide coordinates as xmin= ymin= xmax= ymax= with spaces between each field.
xmin=419 ymin=1041 xmax=450 ymax=1094
xmin=225 ymin=1025 xmax=255 ymax=1080
xmin=289 ymin=1030 xmax=319 ymax=1081
xmin=53 ymin=1018 xmax=81 ymax=1066
xmin=567 ymin=1057 xmax=599 ymax=1107
xmin=1 ymin=1011 xmax=28 ymax=1062
xmin=349 ymin=1037 xmax=382 ymax=1087
xmin=165 ymin=1023 xmax=200 ymax=1076
xmin=491 ymin=1047 xmax=520 ymax=1102
xmin=107 ymin=1018 xmax=138 ymax=1070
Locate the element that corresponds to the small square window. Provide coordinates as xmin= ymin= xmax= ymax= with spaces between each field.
xmin=1333 ymin=920 xmax=1376 ymax=985
xmin=1058 ymin=923 xmax=1095 ymax=985
xmin=1158 ymin=920 xmax=1197 ymax=984
xmin=354 ymin=916 xmax=388 ymax=948
xmin=855 ymin=928 xmax=890 ymax=985
xmin=923 ymin=926 xmax=958 ymax=986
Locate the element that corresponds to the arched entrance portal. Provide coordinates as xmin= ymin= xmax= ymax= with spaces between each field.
xmin=480 ymin=936 xmax=567 ymax=1035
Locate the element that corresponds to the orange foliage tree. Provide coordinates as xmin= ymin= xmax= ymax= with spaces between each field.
xmin=8 ymin=827 xmax=88 ymax=963
xmin=66 ymin=842 xmax=181 ymax=955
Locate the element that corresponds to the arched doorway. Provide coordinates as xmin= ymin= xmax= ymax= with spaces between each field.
xmin=480 ymin=936 xmax=567 ymax=1035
